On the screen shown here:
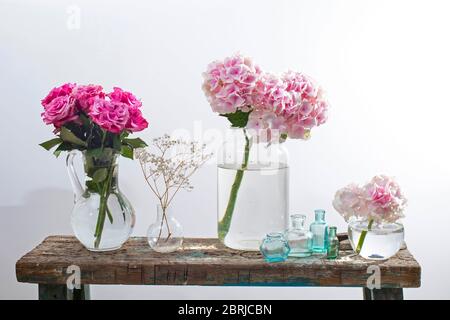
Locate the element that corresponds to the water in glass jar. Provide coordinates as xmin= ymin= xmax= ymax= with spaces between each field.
xmin=218 ymin=164 xmax=289 ymax=251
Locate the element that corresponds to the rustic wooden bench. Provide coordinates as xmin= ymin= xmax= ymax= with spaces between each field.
xmin=15 ymin=234 xmax=421 ymax=300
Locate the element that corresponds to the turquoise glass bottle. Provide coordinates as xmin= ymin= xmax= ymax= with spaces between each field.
xmin=284 ymin=214 xmax=313 ymax=257
xmin=310 ymin=209 xmax=328 ymax=253
xmin=260 ymin=233 xmax=290 ymax=262
xmin=327 ymin=226 xmax=339 ymax=259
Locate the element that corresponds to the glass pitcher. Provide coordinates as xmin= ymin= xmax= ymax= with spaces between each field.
xmin=66 ymin=149 xmax=135 ymax=251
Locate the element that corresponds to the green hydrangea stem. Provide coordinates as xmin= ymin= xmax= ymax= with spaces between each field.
xmin=218 ymin=129 xmax=251 ymax=240
xmin=356 ymin=218 xmax=374 ymax=254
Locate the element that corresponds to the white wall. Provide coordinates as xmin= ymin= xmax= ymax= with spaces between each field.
xmin=1 ymin=0 xmax=449 ymax=299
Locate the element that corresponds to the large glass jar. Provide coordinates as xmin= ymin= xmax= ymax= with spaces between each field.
xmin=217 ymin=128 xmax=289 ymax=251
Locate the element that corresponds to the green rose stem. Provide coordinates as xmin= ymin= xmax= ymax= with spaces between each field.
xmin=218 ymin=129 xmax=251 ymax=240
xmin=356 ymin=218 xmax=374 ymax=254
xmin=94 ymin=163 xmax=114 ymax=249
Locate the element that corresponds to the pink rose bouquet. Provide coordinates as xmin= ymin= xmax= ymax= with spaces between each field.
xmin=40 ymin=83 xmax=148 ymax=157
xmin=333 ymin=175 xmax=407 ymax=253
xmin=40 ymin=83 xmax=149 ymax=249
xmin=202 ymin=53 xmax=330 ymax=239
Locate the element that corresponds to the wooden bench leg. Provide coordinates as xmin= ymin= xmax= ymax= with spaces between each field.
xmin=38 ymin=284 xmax=90 ymax=300
xmin=363 ymin=288 xmax=403 ymax=300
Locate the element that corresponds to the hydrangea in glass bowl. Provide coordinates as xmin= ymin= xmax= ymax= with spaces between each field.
xmin=332 ymin=175 xmax=407 ymax=260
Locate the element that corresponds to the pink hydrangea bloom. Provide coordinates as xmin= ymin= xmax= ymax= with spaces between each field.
xmin=108 ymin=87 xmax=142 ymax=109
xmin=362 ymin=175 xmax=407 ymax=222
xmin=333 ymin=175 xmax=407 ymax=223
xmin=72 ymin=84 xmax=105 ymax=111
xmin=332 ymin=183 xmax=368 ymax=222
xmin=203 ymin=54 xmax=329 ymax=140
xmin=202 ymin=53 xmax=261 ymax=114
xmin=248 ymin=71 xmax=329 ymax=140
xmin=125 ymin=107 xmax=149 ymax=132
xmin=283 ymin=71 xmax=317 ymax=101
xmin=279 ymin=71 xmax=329 ymax=140
xmin=41 ymin=95 xmax=78 ymax=128
xmin=247 ymin=109 xmax=272 ymax=131
xmin=252 ymin=73 xmax=294 ymax=114
xmin=89 ymin=98 xmax=129 ymax=134
xmin=247 ymin=74 xmax=291 ymax=139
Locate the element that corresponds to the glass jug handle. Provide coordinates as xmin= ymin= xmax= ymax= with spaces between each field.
xmin=66 ymin=151 xmax=85 ymax=202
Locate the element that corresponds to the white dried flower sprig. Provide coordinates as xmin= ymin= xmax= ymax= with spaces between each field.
xmin=136 ymin=134 xmax=213 ymax=213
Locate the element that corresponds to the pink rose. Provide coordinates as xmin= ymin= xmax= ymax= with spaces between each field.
xmin=105 ymin=87 xmax=148 ymax=132
xmin=41 ymin=83 xmax=75 ymax=107
xmin=107 ymin=87 xmax=142 ymax=108
xmin=72 ymin=84 xmax=104 ymax=111
xmin=125 ymin=107 xmax=148 ymax=132
xmin=41 ymin=95 xmax=78 ymax=128
xmin=89 ymin=98 xmax=129 ymax=133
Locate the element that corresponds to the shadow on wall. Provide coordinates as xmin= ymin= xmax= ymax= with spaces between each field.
xmin=0 ymin=188 xmax=73 ymax=299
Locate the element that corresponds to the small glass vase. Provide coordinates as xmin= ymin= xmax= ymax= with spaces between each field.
xmin=284 ymin=214 xmax=313 ymax=257
xmin=260 ymin=232 xmax=290 ymax=262
xmin=147 ymin=205 xmax=183 ymax=253
xmin=310 ymin=209 xmax=328 ymax=253
xmin=67 ymin=150 xmax=135 ymax=252
xmin=348 ymin=220 xmax=404 ymax=260
xmin=326 ymin=226 xmax=339 ymax=259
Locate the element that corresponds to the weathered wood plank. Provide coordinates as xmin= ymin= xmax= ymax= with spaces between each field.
xmin=16 ymin=236 xmax=421 ymax=288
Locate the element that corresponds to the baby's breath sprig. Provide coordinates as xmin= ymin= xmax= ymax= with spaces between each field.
xmin=136 ymin=134 xmax=212 ymax=239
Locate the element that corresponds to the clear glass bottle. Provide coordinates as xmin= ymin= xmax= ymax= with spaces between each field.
xmin=310 ymin=209 xmax=328 ymax=253
xmin=218 ymin=128 xmax=289 ymax=251
xmin=260 ymin=232 xmax=290 ymax=262
xmin=284 ymin=214 xmax=313 ymax=257
xmin=147 ymin=204 xmax=183 ymax=253
xmin=327 ymin=226 xmax=339 ymax=259
xmin=67 ymin=150 xmax=135 ymax=252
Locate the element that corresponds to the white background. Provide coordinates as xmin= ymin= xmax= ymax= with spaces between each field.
xmin=1 ymin=0 xmax=449 ymax=299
